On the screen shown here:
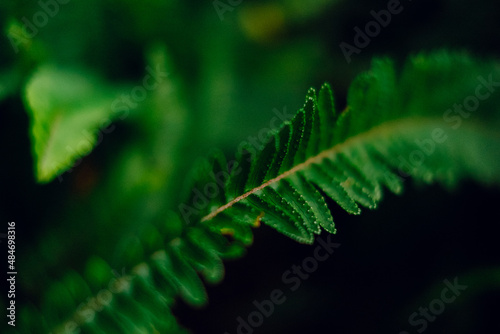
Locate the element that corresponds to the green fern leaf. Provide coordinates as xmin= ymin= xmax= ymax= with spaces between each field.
xmin=199 ymin=51 xmax=500 ymax=243
xmin=17 ymin=51 xmax=500 ymax=334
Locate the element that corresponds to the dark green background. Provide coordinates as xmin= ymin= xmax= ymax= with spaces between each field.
xmin=1 ymin=0 xmax=499 ymax=333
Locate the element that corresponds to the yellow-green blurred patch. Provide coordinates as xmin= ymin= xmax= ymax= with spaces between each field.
xmin=24 ymin=65 xmax=120 ymax=183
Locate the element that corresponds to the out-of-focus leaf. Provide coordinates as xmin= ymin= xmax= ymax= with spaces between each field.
xmin=24 ymin=65 xmax=120 ymax=183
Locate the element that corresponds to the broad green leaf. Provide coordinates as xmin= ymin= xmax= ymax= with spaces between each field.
xmin=24 ymin=65 xmax=120 ymax=183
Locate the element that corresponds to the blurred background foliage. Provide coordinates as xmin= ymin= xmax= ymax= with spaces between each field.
xmin=1 ymin=0 xmax=500 ymax=333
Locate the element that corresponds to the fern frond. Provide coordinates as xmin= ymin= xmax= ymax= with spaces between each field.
xmin=195 ymin=51 xmax=500 ymax=243
xmin=17 ymin=215 xmax=245 ymax=334
xmin=17 ymin=51 xmax=500 ymax=334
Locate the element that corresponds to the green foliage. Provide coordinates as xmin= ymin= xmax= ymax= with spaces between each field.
xmin=13 ymin=51 xmax=500 ymax=334
xmin=195 ymin=51 xmax=500 ymax=244
xmin=24 ymin=66 xmax=121 ymax=182
xmin=3 ymin=1 xmax=500 ymax=333
xmin=19 ymin=219 xmax=244 ymax=334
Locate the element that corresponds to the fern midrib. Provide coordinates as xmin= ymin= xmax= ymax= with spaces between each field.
xmin=201 ymin=116 xmax=494 ymax=223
